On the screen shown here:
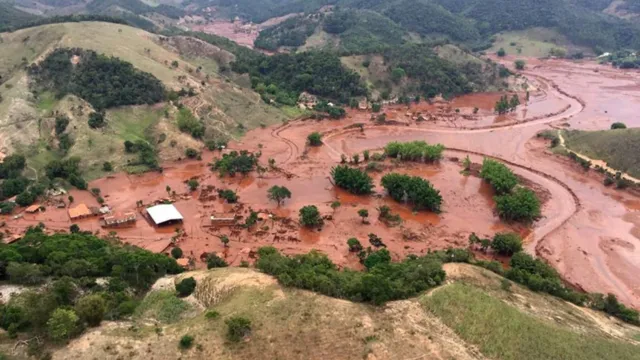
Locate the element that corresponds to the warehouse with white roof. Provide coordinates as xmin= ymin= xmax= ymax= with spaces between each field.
xmin=146 ymin=204 xmax=184 ymax=226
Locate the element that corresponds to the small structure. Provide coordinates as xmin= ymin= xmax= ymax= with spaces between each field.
xmin=146 ymin=204 xmax=184 ymax=226
xmin=24 ymin=205 xmax=41 ymax=214
xmin=210 ymin=212 xmax=237 ymax=227
xmin=92 ymin=206 xmax=111 ymax=216
xmin=176 ymin=258 xmax=190 ymax=268
xmin=69 ymin=203 xmax=93 ymax=220
xmin=101 ymin=212 xmax=137 ymax=228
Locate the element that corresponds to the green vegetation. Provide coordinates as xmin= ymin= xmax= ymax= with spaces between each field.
xmin=205 ymin=253 xmax=228 ymax=269
xmin=176 ymin=108 xmax=204 ymax=138
xmin=256 ymin=246 xmax=445 ymax=305
xmin=490 ymin=233 xmax=523 ymax=255
xmin=135 ymin=290 xmax=190 ymax=324
xmin=480 ymin=158 xmax=518 ymax=194
xmin=212 ymin=151 xmax=258 ymax=177
xmin=611 ymin=122 xmax=627 ymax=129
xmin=225 ymin=316 xmax=252 ymax=342
xmin=381 ymin=173 xmax=442 ymax=212
xmin=384 ymin=141 xmax=444 ymax=162
xmin=330 ymin=165 xmax=374 ymax=195
xmin=175 ymin=277 xmax=197 ymax=297
xmin=267 ymin=185 xmax=292 ymax=206
xmin=28 ymin=48 xmax=165 ymax=111
xmin=299 ymin=205 xmax=323 ymax=227
xmin=179 ymin=334 xmax=194 ymax=349
xmin=495 ymin=188 xmax=541 ymax=222
xmin=495 ymin=94 xmax=520 ymax=114
xmin=515 ymin=60 xmax=526 ymax=70
xmin=563 ymin=129 xmax=640 ymax=178
xmin=307 ymin=132 xmax=323 ymax=146
xmin=171 ymin=247 xmax=183 ymax=259
xmin=424 ymin=282 xmax=640 ymax=360
xmin=217 ymin=189 xmax=239 ymax=203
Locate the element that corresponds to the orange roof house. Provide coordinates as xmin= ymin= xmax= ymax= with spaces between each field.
xmin=25 ymin=205 xmax=41 ymax=213
xmin=68 ymin=203 xmax=92 ymax=220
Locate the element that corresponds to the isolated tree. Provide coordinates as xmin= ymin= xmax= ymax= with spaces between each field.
xmin=330 ymin=201 xmax=341 ymax=212
xmin=391 ymin=67 xmax=406 ymax=83
xmin=307 ymin=132 xmax=323 ymax=146
xmin=330 ymin=165 xmax=374 ymax=195
xmin=102 ymin=162 xmax=113 ymax=172
xmin=347 ymin=238 xmax=363 ymax=252
xmin=611 ymin=122 xmax=627 ymax=129
xmin=70 ymin=224 xmax=80 ymax=233
xmin=299 ymin=205 xmax=323 ymax=227
xmin=491 ymin=233 xmax=523 ymax=255
xmin=514 ymin=60 xmax=526 ymax=70
xmin=185 ymin=148 xmax=199 ymax=159
xmin=358 ymin=209 xmax=369 ymax=223
xmin=179 ymin=334 xmax=194 ymax=349
xmin=171 ymin=247 xmax=183 ymax=259
xmin=220 ymin=235 xmax=230 ymax=248
xmin=497 ymin=48 xmax=506 ymax=57
xmin=371 ymin=103 xmax=381 ymax=112
xmin=88 ymin=112 xmax=106 ymax=129
xmin=187 ymin=179 xmax=199 ymax=191
xmin=267 ymin=185 xmax=292 ymax=206
xmin=75 ymin=294 xmax=107 ymax=327
xmin=175 ymin=277 xmax=197 ymax=297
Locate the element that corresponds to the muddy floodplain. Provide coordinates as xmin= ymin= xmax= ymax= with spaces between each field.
xmin=4 ymin=58 xmax=640 ymax=308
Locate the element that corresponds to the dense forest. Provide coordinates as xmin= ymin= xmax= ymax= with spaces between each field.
xmin=86 ymin=0 xmax=185 ymax=20
xmin=0 ymin=227 xmax=182 ymax=349
xmin=0 ymin=3 xmax=39 ymax=32
xmin=233 ymin=51 xmax=367 ymax=104
xmin=28 ymin=48 xmax=166 ymax=110
xmin=0 ymin=14 xmax=132 ymax=33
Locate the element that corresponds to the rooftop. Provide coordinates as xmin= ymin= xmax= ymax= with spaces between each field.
xmin=147 ymin=204 xmax=183 ymax=225
xmin=68 ymin=203 xmax=92 ymax=219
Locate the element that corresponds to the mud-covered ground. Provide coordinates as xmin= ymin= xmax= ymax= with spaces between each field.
xmin=3 ymin=57 xmax=640 ymax=308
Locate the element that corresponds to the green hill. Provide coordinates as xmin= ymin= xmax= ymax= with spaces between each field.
xmin=563 ymin=128 xmax=640 ymax=178
xmin=48 ymin=264 xmax=640 ymax=360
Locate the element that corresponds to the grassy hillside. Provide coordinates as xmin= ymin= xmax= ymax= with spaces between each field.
xmin=0 ymin=21 xmax=291 ymax=179
xmin=48 ymin=264 xmax=640 ymax=360
xmin=563 ymin=128 xmax=640 ymax=178
xmin=0 ymin=3 xmax=39 ymax=31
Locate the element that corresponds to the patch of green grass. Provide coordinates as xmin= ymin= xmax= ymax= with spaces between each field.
xmin=422 ymin=282 xmax=640 ymax=360
xmin=135 ymin=290 xmax=190 ymax=324
xmin=489 ymin=28 xmax=574 ymax=58
xmin=36 ymin=91 xmax=57 ymax=113
xmin=563 ymin=128 xmax=640 ymax=178
xmin=108 ymin=106 xmax=164 ymax=143
xmin=280 ymin=105 xmax=311 ymax=119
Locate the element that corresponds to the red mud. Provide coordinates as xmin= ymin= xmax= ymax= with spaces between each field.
xmin=4 ymin=57 xmax=640 ymax=309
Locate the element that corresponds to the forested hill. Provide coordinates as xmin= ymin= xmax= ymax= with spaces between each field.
xmin=0 ymin=3 xmax=39 ymax=30
xmin=189 ymin=0 xmax=640 ymax=51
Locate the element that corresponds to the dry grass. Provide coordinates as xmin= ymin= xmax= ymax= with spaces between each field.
xmin=488 ymin=27 xmax=589 ymax=58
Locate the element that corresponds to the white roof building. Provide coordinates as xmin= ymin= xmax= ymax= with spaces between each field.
xmin=147 ymin=204 xmax=184 ymax=225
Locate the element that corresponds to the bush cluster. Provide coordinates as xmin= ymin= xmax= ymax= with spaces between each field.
xmin=212 ymin=151 xmax=258 ymax=177
xmin=330 ymin=165 xmax=374 ymax=195
xmin=495 ymin=188 xmax=541 ymax=223
xmin=384 ymin=141 xmax=444 ymax=162
xmin=381 ymin=173 xmax=442 ymax=212
xmin=479 ymin=158 xmax=518 ymax=194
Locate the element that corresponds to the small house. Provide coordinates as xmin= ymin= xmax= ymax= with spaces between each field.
xmin=68 ymin=204 xmax=93 ymax=220
xmin=24 ymin=205 xmax=41 ymax=214
xmin=101 ymin=212 xmax=137 ymax=228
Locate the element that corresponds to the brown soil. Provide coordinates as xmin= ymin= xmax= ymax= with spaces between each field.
xmin=4 ymin=57 xmax=640 ymax=309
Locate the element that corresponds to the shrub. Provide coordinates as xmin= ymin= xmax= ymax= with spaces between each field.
xmin=357 ymin=209 xmax=369 ymax=223
xmin=226 ymin=316 xmax=252 ymax=342
xmin=47 ymin=309 xmax=78 ymax=341
xmin=205 ymin=310 xmax=220 ymax=319
xmin=185 ymin=148 xmax=199 ymax=159
xmin=187 ymin=179 xmax=199 ymax=191
xmin=497 ymin=48 xmax=506 ymax=57
xmin=217 ymin=189 xmax=238 ymax=203
xmin=179 ymin=334 xmax=194 ymax=349
xmin=330 ymin=165 xmax=374 ymax=195
xmin=175 ymin=277 xmax=196 ymax=297
xmin=381 ymin=173 xmax=442 ymax=212
xmin=88 ymin=112 xmax=106 ymax=129
xmin=75 ymin=294 xmax=106 ymax=327
xmin=491 ymin=233 xmax=523 ymax=255
xmin=299 ymin=205 xmax=323 ymax=227
xmin=363 ymin=248 xmax=391 ymax=270
xmin=171 ymin=247 xmax=183 ymax=259
xmin=347 ymin=238 xmax=362 ymax=252
xmin=307 ymin=132 xmax=323 ymax=146
xmin=102 ymin=162 xmax=113 ymax=172
xmin=384 ymin=141 xmax=444 ymax=162
xmin=480 ymin=158 xmax=518 ymax=194
xmin=611 ymin=122 xmax=627 ymax=129
xmin=514 ymin=60 xmax=525 ymax=70
xmin=206 ymin=253 xmax=228 ymax=269
xmin=15 ymin=191 xmax=36 ymax=207
xmin=212 ymin=150 xmax=257 ymax=177
xmin=495 ymin=188 xmax=541 ymax=222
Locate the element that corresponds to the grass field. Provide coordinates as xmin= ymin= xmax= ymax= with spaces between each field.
xmin=488 ymin=28 xmax=583 ymax=58
xmin=563 ymin=128 xmax=640 ymax=178
xmin=423 ymin=282 xmax=640 ymax=360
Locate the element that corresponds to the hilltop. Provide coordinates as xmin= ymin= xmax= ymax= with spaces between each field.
xmin=48 ymin=264 xmax=640 ymax=360
xmin=0 ymin=21 xmax=292 ymax=179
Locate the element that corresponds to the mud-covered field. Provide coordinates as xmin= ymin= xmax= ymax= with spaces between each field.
xmin=4 ymin=57 xmax=640 ymax=308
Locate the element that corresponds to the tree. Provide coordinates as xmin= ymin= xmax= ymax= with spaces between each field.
xmin=497 ymin=48 xmax=506 ymax=57
xmin=371 ymin=103 xmax=381 ymax=112
xmin=381 ymin=173 xmax=442 ymax=212
xmin=299 ymin=205 xmax=323 ymax=227
xmin=88 ymin=112 xmax=106 ymax=129
xmin=514 ymin=60 xmax=525 ymax=70
xmin=491 ymin=233 xmax=523 ymax=255
xmin=391 ymin=67 xmax=406 ymax=83
xmin=55 ymin=115 xmax=70 ymax=135
xmin=15 ymin=191 xmax=36 ymax=207
xmin=69 ymin=224 xmax=80 ymax=233
xmin=171 ymin=247 xmax=183 ymax=259
xmin=68 ymin=195 xmax=74 ymax=204
xmin=220 ymin=235 xmax=230 ymax=247
xmin=611 ymin=122 xmax=627 ymax=129
xmin=495 ymin=187 xmax=541 ymax=222
xmin=307 ymin=132 xmax=323 ymax=146
xmin=267 ymin=185 xmax=292 ymax=206
xmin=357 ymin=209 xmax=369 ymax=223
xmin=364 ymin=248 xmax=391 ymax=270
xmin=480 ymin=158 xmax=518 ymax=194
xmin=75 ymin=294 xmax=106 ymax=327
xmin=330 ymin=165 xmax=374 ymax=195
xmin=330 ymin=201 xmax=341 ymax=212
xmin=0 ymin=202 xmax=16 ymax=214
xmin=102 ymin=162 xmax=113 ymax=171
xmin=187 ymin=179 xmax=199 ymax=191
xmin=175 ymin=277 xmax=197 ymax=297
xmin=347 ymin=238 xmax=362 ymax=252
xmin=185 ymin=148 xmax=199 ymax=159
xmin=225 ymin=316 xmax=251 ymax=342
xmin=206 ymin=253 xmax=228 ymax=268
xmin=47 ymin=308 xmax=78 ymax=341
xmin=179 ymin=334 xmax=194 ymax=349
xmin=217 ymin=189 xmax=238 ymax=203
